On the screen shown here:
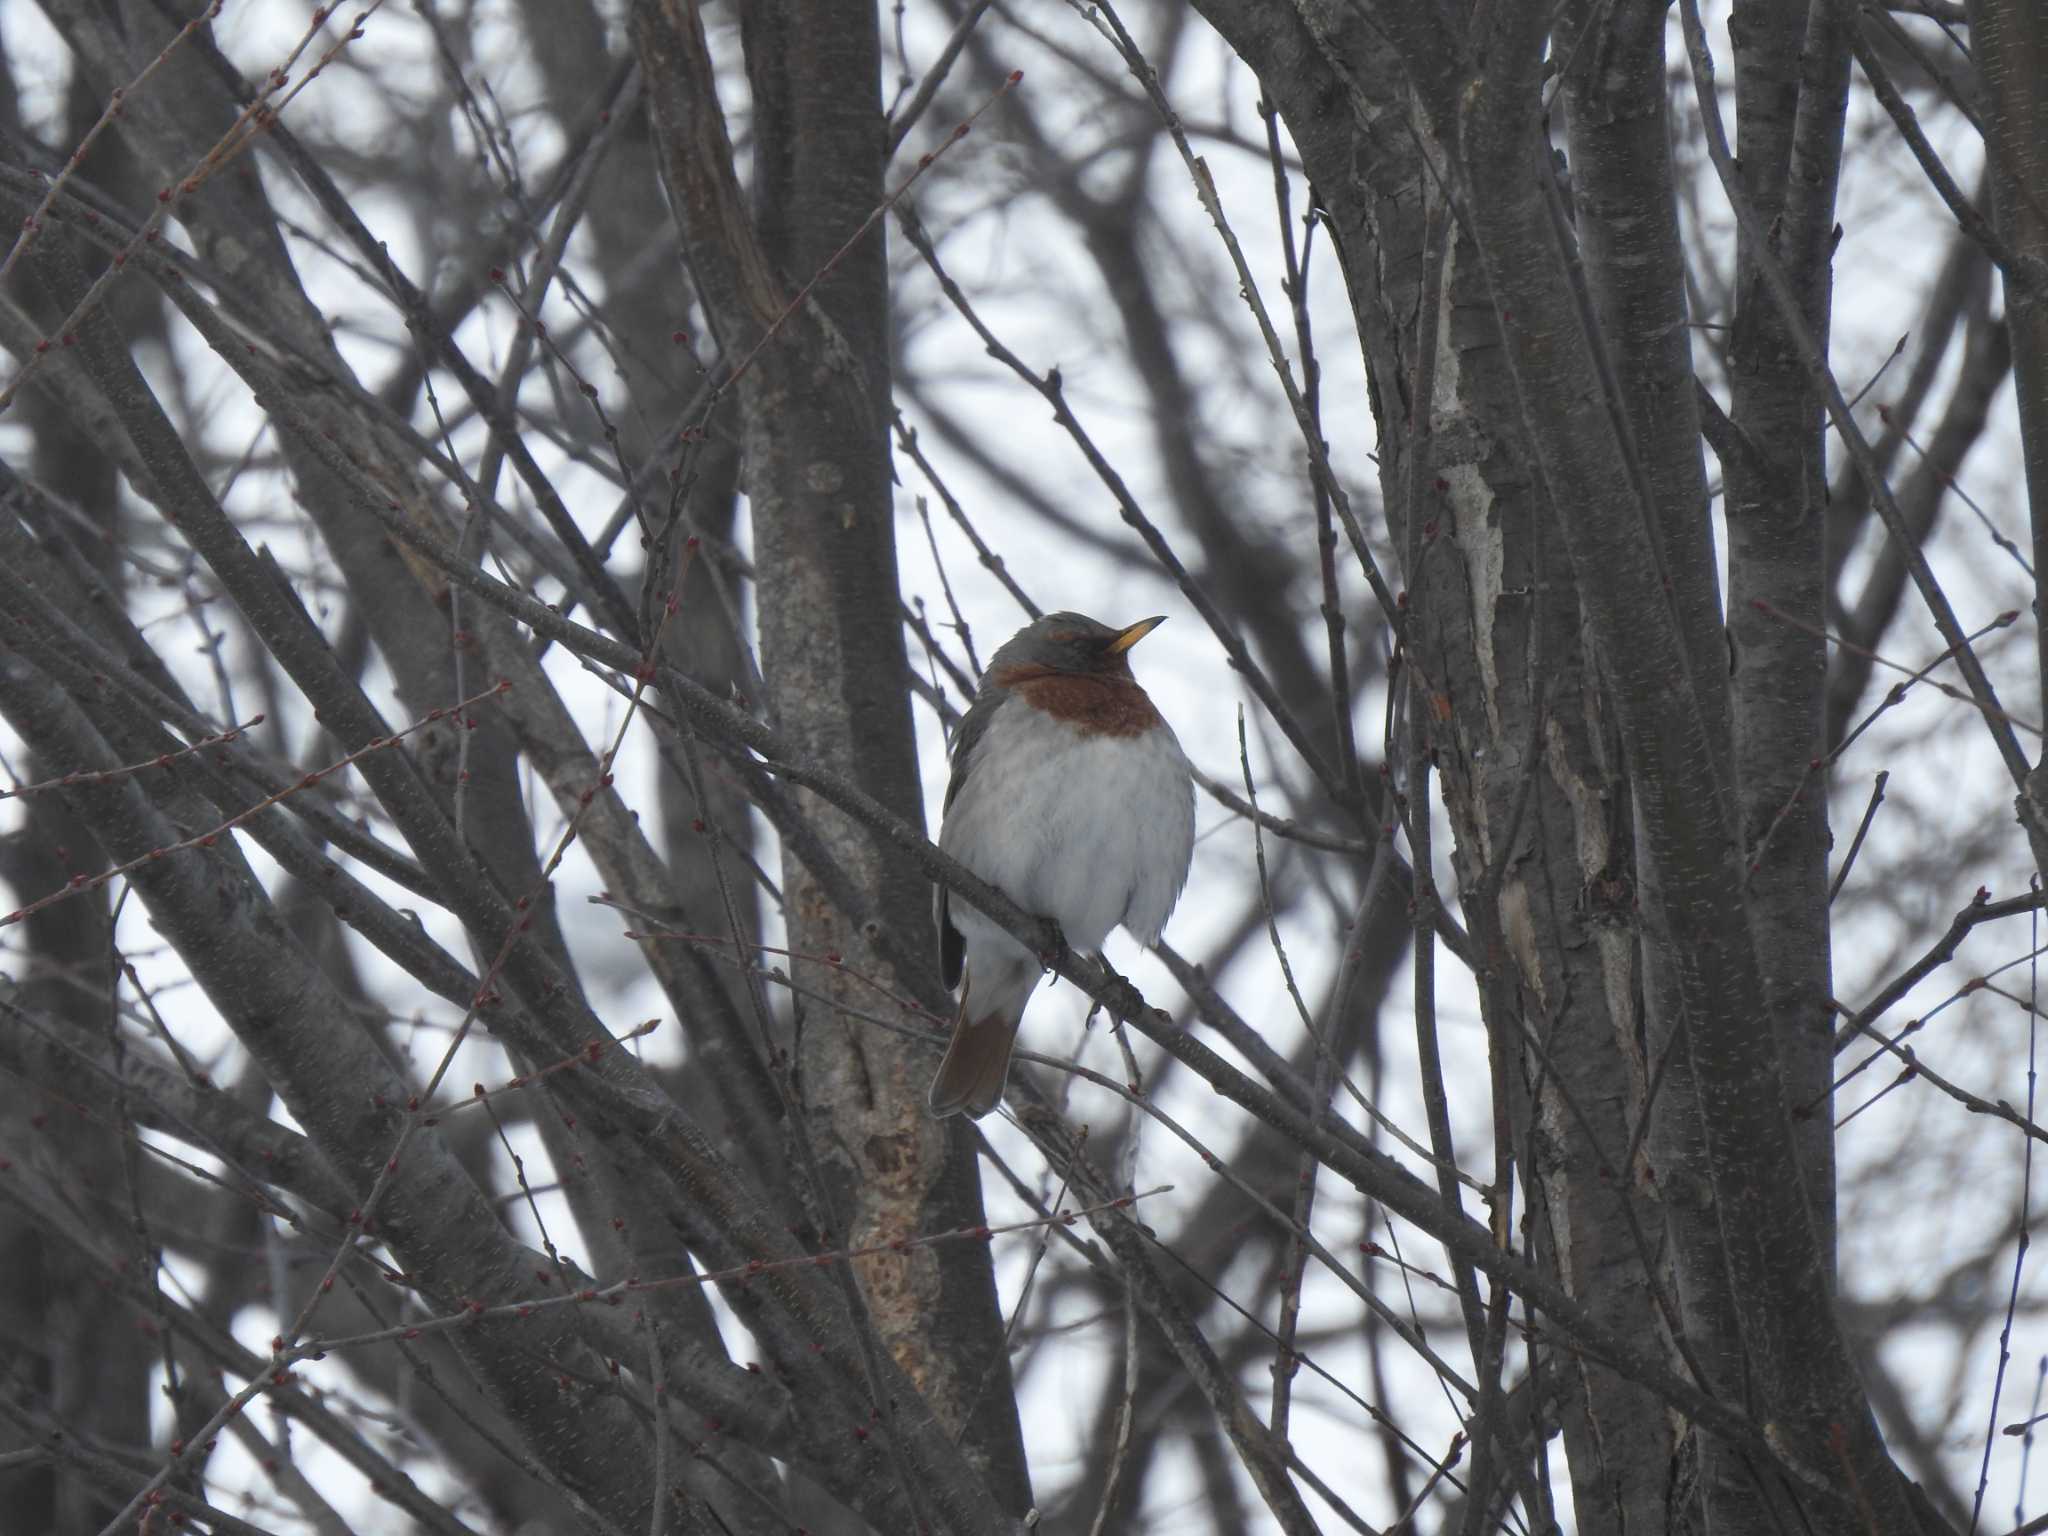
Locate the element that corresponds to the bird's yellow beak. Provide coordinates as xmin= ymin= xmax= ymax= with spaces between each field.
xmin=1105 ymin=615 xmax=1167 ymax=655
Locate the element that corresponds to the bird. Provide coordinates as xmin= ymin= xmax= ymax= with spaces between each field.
xmin=929 ymin=611 xmax=1195 ymax=1119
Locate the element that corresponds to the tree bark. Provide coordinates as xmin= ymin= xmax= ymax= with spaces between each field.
xmin=633 ymin=0 xmax=1030 ymax=1513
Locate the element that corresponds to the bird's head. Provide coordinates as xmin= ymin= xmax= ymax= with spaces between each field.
xmin=987 ymin=612 xmax=1167 ymax=680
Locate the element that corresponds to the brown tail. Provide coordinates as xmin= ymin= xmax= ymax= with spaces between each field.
xmin=928 ymin=1007 xmax=1022 ymax=1120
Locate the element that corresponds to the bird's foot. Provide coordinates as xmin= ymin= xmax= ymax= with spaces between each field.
xmin=1087 ymin=953 xmax=1131 ymax=1029
xmin=1036 ymin=920 xmax=1071 ymax=976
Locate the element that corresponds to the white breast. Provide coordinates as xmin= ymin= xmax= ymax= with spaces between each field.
xmin=940 ymin=698 xmax=1195 ymax=956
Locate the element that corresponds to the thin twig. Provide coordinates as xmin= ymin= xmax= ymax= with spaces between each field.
xmin=1069 ymin=0 xmax=1402 ymax=638
xmin=1 ymin=2 xmax=391 ymax=418
xmin=1085 ymin=1273 xmax=1143 ymax=1536
xmin=893 ymin=410 xmax=1041 ymax=621
xmin=887 ymin=0 xmax=997 ymax=153
xmin=1976 ymin=881 xmax=2041 ymax=1530
xmin=1849 ymin=16 xmax=2044 ymax=296
xmin=1680 ymin=0 xmax=2043 ymax=832
xmin=1748 ymin=610 xmax=2019 ymax=874
xmin=0 ymin=715 xmax=262 ymax=799
xmin=0 ymin=2 xmax=222 ymax=293
xmin=1829 ymin=771 xmax=1890 ymax=905
xmin=0 ymin=684 xmax=506 ymax=930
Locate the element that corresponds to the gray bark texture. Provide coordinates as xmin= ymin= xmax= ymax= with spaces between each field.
xmin=1189 ymin=1 xmax=1975 ymax=1532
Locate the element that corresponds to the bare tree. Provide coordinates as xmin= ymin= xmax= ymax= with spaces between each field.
xmin=0 ymin=1 xmax=2040 ymax=1532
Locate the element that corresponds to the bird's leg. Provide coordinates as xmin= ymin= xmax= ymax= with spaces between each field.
xmin=1087 ymin=951 xmax=1159 ymax=1028
xmin=1036 ymin=918 xmax=1070 ymax=976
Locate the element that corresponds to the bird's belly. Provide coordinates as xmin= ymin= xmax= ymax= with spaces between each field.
xmin=942 ymin=704 xmax=1194 ymax=954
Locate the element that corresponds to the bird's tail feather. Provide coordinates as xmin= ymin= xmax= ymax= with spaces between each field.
xmin=928 ymin=1006 xmax=1022 ymax=1120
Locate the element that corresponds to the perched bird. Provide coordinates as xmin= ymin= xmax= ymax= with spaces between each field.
xmin=929 ymin=612 xmax=1195 ymax=1119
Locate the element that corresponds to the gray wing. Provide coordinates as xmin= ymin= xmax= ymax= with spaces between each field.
xmin=937 ymin=687 xmax=1006 ymax=990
